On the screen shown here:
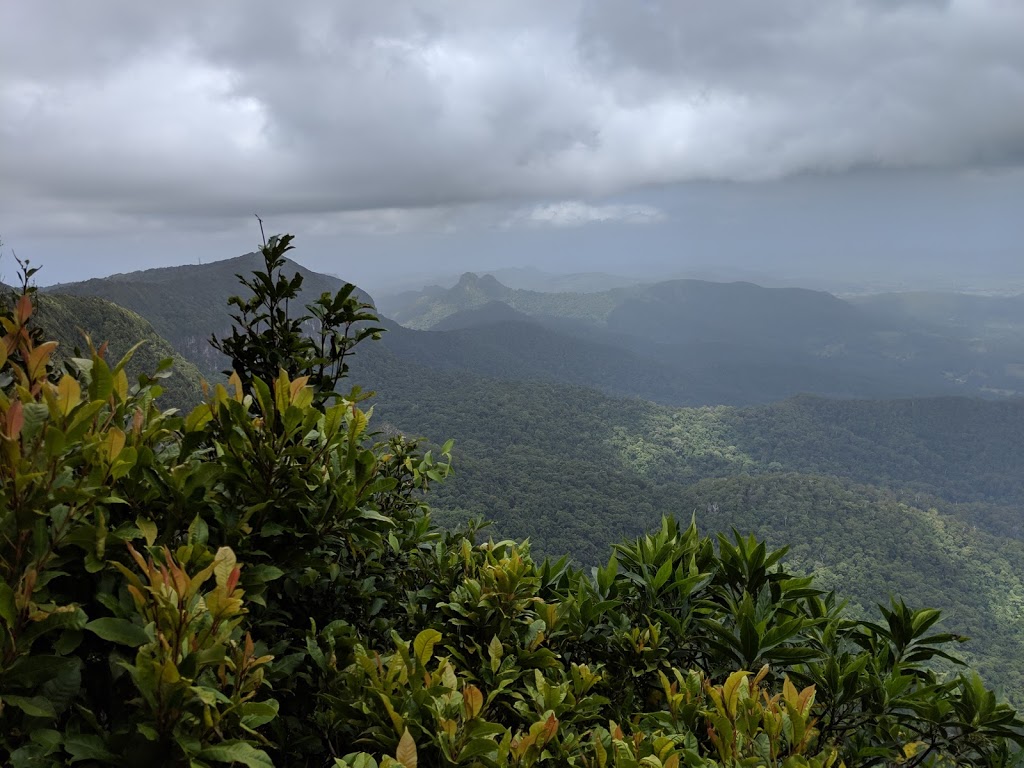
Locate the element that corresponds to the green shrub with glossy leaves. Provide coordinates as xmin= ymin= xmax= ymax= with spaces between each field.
xmin=0 ymin=288 xmax=275 ymax=766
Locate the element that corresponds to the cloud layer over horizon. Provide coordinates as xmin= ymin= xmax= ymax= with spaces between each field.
xmin=3 ymin=0 xmax=1024 ymax=241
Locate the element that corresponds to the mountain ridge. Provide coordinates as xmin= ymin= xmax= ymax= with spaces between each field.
xmin=45 ymin=254 xmax=357 ymax=375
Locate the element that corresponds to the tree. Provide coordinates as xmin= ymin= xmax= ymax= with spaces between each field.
xmin=210 ymin=227 xmax=383 ymax=406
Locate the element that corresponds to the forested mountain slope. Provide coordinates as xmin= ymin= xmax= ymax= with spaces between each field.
xmin=46 ymin=252 xmax=1024 ymax=528
xmin=351 ymin=346 xmax=1024 ymax=544
xmin=385 ymin=271 xmax=871 ymax=338
xmin=384 ymin=271 xmax=874 ymax=336
xmin=3 ymin=292 xmax=204 ymax=410
xmin=373 ymin=318 xmax=967 ymax=405
xmin=726 ymin=396 xmax=1024 ymax=508
xmin=46 ymin=254 xmax=350 ymax=374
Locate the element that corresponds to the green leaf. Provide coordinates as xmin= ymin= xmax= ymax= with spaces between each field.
xmin=20 ymin=608 xmax=88 ymax=646
xmin=64 ymin=400 xmax=104 ymax=443
xmin=3 ymin=655 xmax=80 ymax=688
xmin=359 ymin=509 xmax=395 ymax=524
xmin=458 ymin=738 xmax=498 ymax=762
xmin=653 ymin=558 xmax=673 ymax=591
xmin=188 ymin=514 xmax=209 ymax=546
xmin=63 ymin=734 xmax=118 ymax=764
xmin=413 ymin=628 xmax=441 ymax=668
xmin=112 ymin=340 xmax=148 ymax=375
xmin=323 ymin=403 xmax=345 ymax=438
xmin=251 ymin=377 xmax=274 ymax=422
xmin=88 ymin=356 xmax=113 ymax=402
xmin=0 ymin=582 xmax=17 ymax=626
xmin=9 ymin=744 xmax=49 ymax=768
xmin=2 ymin=694 xmax=56 ymax=719
xmin=136 ymin=516 xmax=158 ymax=546
xmin=85 ymin=617 xmax=150 ymax=647
xmin=30 ymin=728 xmax=63 ymax=749
xmin=185 ymin=402 xmax=214 ymax=432
xmin=489 ymin=635 xmax=504 ymax=673
xmin=244 ymin=565 xmax=284 ymax=583
xmin=198 ymin=741 xmax=274 ymax=768
xmin=38 ymin=654 xmax=82 ymax=714
xmin=109 ymin=447 xmax=138 ymax=480
xmin=336 ymin=755 xmax=379 ymax=768
xmin=240 ymin=699 xmax=280 ymax=729
xmin=21 ymin=402 xmax=49 ymax=441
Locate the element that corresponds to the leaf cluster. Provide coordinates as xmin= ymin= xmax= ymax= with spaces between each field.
xmin=210 ymin=233 xmax=383 ymax=406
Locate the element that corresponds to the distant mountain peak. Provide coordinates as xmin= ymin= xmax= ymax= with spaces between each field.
xmin=455 ymin=272 xmax=511 ymax=298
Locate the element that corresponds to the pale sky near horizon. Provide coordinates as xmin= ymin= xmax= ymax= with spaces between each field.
xmin=2 ymin=1 xmax=1023 ymax=293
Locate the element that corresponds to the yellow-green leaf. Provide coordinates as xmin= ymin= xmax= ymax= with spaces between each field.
xmin=103 ymin=427 xmax=126 ymax=462
xmin=903 ymin=741 xmax=927 ymax=758
xmin=274 ymin=369 xmax=291 ymax=415
xmin=113 ymin=368 xmax=128 ymax=401
xmin=185 ymin=403 xmax=213 ymax=432
xmin=489 ymin=635 xmax=503 ymax=673
xmin=136 ymin=516 xmax=157 ymax=546
xmin=213 ymin=547 xmax=238 ymax=589
xmin=56 ymin=374 xmax=81 ymax=417
xmin=228 ymin=371 xmax=244 ymax=402
xmin=413 ymin=628 xmax=441 ymax=668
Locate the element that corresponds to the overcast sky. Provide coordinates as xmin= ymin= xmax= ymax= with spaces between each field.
xmin=2 ymin=1 xmax=1023 ymax=292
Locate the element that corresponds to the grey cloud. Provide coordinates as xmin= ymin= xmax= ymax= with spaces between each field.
xmin=2 ymin=0 xmax=1024 ymax=237
xmin=507 ymin=201 xmax=667 ymax=228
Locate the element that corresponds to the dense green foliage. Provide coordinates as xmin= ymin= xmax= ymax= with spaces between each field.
xmin=725 ymin=396 xmax=1024 ymax=510
xmin=4 ymin=239 xmax=1022 ymax=766
xmin=345 ymin=353 xmax=1024 ymax=703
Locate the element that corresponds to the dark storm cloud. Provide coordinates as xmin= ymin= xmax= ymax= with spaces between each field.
xmin=2 ymin=0 xmax=1024 ymax=236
